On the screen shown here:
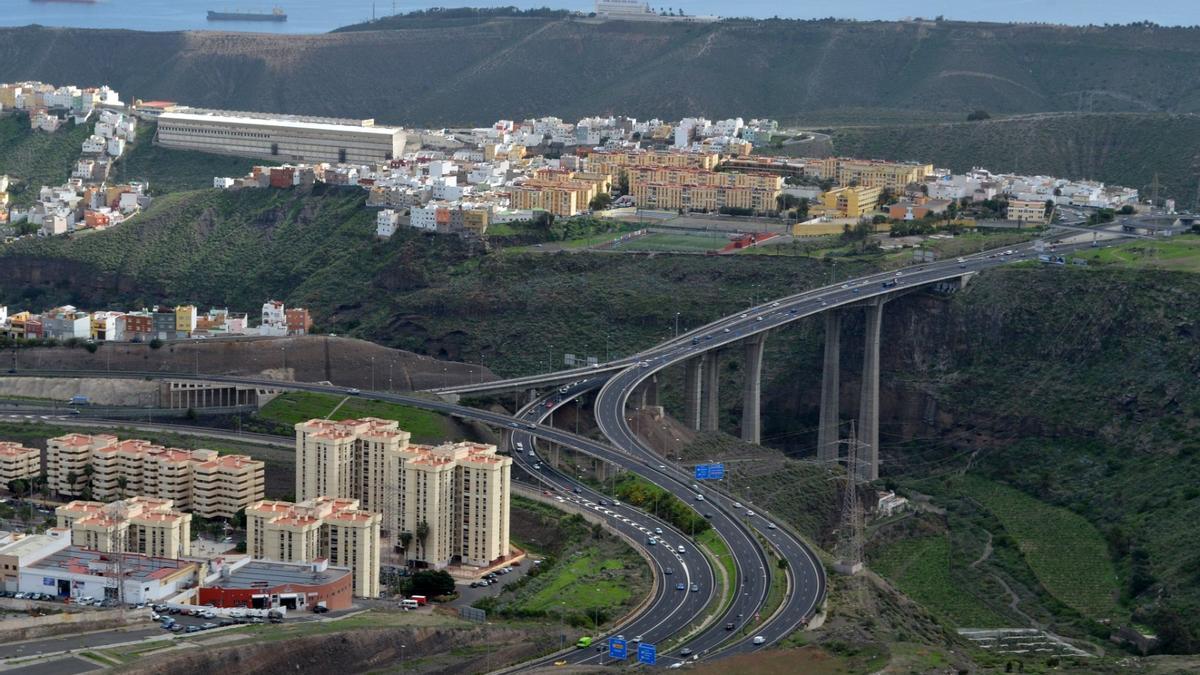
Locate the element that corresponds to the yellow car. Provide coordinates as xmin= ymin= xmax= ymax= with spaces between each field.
xmin=554 ymin=660 xmax=568 ymax=666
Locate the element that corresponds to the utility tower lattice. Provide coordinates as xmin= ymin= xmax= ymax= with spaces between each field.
xmin=834 ymin=422 xmax=865 ymax=576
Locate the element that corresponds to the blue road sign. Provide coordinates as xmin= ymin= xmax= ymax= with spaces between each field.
xmin=693 ymin=464 xmax=709 ymax=480
xmin=708 ymin=463 xmax=725 ymax=479
xmin=638 ymin=642 xmax=656 ymax=666
xmin=608 ymin=637 xmax=627 ymax=660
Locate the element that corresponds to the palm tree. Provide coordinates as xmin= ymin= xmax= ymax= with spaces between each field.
xmin=65 ymin=471 xmax=79 ymax=496
xmin=399 ymin=531 xmax=413 ymax=553
xmin=416 ymin=521 xmax=430 ymax=558
xmin=116 ymin=476 xmax=128 ymax=499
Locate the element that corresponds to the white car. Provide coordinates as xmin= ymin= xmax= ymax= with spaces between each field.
xmin=767 ymin=522 xmax=776 ymax=529
xmin=654 ymin=528 xmax=663 ymax=535
xmin=746 ymin=510 xmax=756 ymax=517
xmin=733 ymin=502 xmax=743 ymax=509
xmin=753 ymin=635 xmax=766 ymax=645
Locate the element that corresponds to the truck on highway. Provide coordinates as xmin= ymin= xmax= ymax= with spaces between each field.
xmin=576 ymin=636 xmax=593 ymax=649
xmin=68 ymin=395 xmax=90 ymax=406
xmin=881 ymin=279 xmax=898 ymax=289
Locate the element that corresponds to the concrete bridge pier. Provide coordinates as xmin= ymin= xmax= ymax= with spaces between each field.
xmin=639 ymin=374 xmax=660 ymax=409
xmin=741 ymin=333 xmax=766 ymax=444
xmin=701 ymin=350 xmax=720 ymax=432
xmin=858 ymin=297 xmax=887 ymax=481
xmin=684 ymin=357 xmax=703 ymax=431
xmin=817 ymin=311 xmax=842 ymax=463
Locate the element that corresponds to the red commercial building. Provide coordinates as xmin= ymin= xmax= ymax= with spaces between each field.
xmin=269 ymin=167 xmax=295 ymax=189
xmin=198 ymin=559 xmax=353 ymax=612
xmin=284 ymin=308 xmax=312 ymax=336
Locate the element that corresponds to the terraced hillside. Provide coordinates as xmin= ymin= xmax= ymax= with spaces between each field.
xmin=3 ymin=17 xmax=1200 ymax=125
xmin=822 ymin=113 xmax=1200 ymax=206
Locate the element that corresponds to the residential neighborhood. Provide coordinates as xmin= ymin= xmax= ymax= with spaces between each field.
xmin=0 ymin=299 xmax=312 ymax=343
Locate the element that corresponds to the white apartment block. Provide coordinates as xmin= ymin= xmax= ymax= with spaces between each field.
xmin=376 ymin=209 xmax=401 ymax=238
xmin=157 ymin=109 xmax=406 ymax=164
xmin=295 ymin=418 xmax=512 ymax=568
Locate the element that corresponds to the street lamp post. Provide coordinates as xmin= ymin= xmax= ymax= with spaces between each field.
xmin=674 ymin=312 xmax=681 ymax=338
xmin=400 ymin=644 xmax=406 ymax=673
xmin=370 ymin=356 xmax=376 ymax=391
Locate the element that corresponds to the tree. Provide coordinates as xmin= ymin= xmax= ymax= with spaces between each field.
xmin=617 ymin=170 xmax=630 ymax=196
xmin=777 ymin=558 xmax=789 ymax=570
xmin=9 ymin=478 xmax=27 ymax=496
xmin=116 ymin=476 xmax=128 ymax=498
xmin=399 ymin=531 xmax=413 ymax=552
xmin=589 ymin=193 xmax=613 ymax=211
xmin=967 ymin=109 xmax=991 ymax=122
xmin=416 ymin=520 xmax=430 ymax=550
xmin=65 ymin=471 xmax=79 ymax=495
xmin=410 ymin=569 xmax=456 ymax=598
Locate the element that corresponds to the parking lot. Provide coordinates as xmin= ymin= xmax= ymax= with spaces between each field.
xmin=451 ymin=563 xmax=535 ymax=607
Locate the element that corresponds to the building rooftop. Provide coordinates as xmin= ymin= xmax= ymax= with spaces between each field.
xmin=30 ymin=546 xmax=194 ymax=582
xmin=207 ymin=559 xmax=351 ymax=590
xmin=160 ymin=109 xmax=402 ymax=138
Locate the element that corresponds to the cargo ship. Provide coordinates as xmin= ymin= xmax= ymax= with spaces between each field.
xmin=207 ymin=7 xmax=287 ymax=22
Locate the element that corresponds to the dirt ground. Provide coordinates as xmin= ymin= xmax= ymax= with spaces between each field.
xmin=10 ymin=335 xmax=493 ymax=390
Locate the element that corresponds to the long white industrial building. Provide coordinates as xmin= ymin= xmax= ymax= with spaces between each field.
xmin=156 ymin=108 xmax=405 ymax=164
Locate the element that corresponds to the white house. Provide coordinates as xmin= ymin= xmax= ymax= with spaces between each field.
xmin=213 ymin=177 xmax=235 ymax=189
xmin=260 ymin=300 xmax=287 ymax=337
xmin=376 ymin=209 xmax=401 ymax=238
xmin=81 ymin=135 xmax=105 ymax=154
xmin=409 ymin=205 xmax=439 ymax=231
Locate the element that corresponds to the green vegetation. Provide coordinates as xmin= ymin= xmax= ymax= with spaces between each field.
xmin=477 ymin=497 xmax=650 ymax=628
xmin=0 ymin=113 xmax=93 ymax=206
xmin=872 ymin=535 xmax=1008 ymax=628
xmin=487 ymin=215 xmax=638 ymax=248
xmin=255 ymin=391 xmax=454 ymax=443
xmin=1073 ymin=235 xmax=1200 ymax=272
xmin=110 ymin=122 xmax=258 ymax=195
xmin=617 ymin=233 xmax=727 ymax=253
xmin=613 ymin=473 xmax=710 ymax=537
xmin=958 ymin=477 xmax=1121 ymax=621
xmin=0 ymin=187 xmax=868 ymax=375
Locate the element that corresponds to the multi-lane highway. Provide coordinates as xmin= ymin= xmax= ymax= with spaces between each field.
xmin=509 ymin=380 xmax=766 ymax=667
xmin=0 ymin=225 xmax=1126 ymax=667
xmin=506 ymin=382 xmax=717 ymax=668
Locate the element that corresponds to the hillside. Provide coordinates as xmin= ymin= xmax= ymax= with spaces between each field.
xmin=818 ymin=113 xmax=1200 ymax=205
xmin=787 ymin=263 xmax=1200 ymax=652
xmin=0 ymin=112 xmax=93 ymax=207
xmin=0 ymin=186 xmax=872 ymax=375
xmin=4 ymin=18 xmax=1200 ymax=126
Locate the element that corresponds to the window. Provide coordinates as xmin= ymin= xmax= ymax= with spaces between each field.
xmin=271 ymin=143 xmax=279 ymax=156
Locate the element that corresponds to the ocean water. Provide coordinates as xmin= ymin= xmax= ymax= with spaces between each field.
xmin=0 ymin=0 xmax=1195 ymax=34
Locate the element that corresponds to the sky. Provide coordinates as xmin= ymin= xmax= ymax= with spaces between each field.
xmin=607 ymin=0 xmax=1198 ymax=25
xmin=1 ymin=0 xmax=1196 ymax=33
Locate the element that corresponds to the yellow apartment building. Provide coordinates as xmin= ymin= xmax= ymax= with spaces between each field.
xmin=294 ymin=419 xmax=512 ymax=569
xmin=56 ymin=497 xmax=192 ymax=559
xmin=246 ymin=497 xmax=381 ymax=597
xmin=817 ymin=185 xmax=884 ymax=218
xmin=0 ymin=442 xmax=40 ymax=487
xmin=45 ymin=433 xmax=263 ymax=517
xmin=174 ymin=305 xmax=197 ymax=334
xmin=1006 ymin=199 xmax=1050 ymax=224
xmin=809 ymin=158 xmax=934 ymax=190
